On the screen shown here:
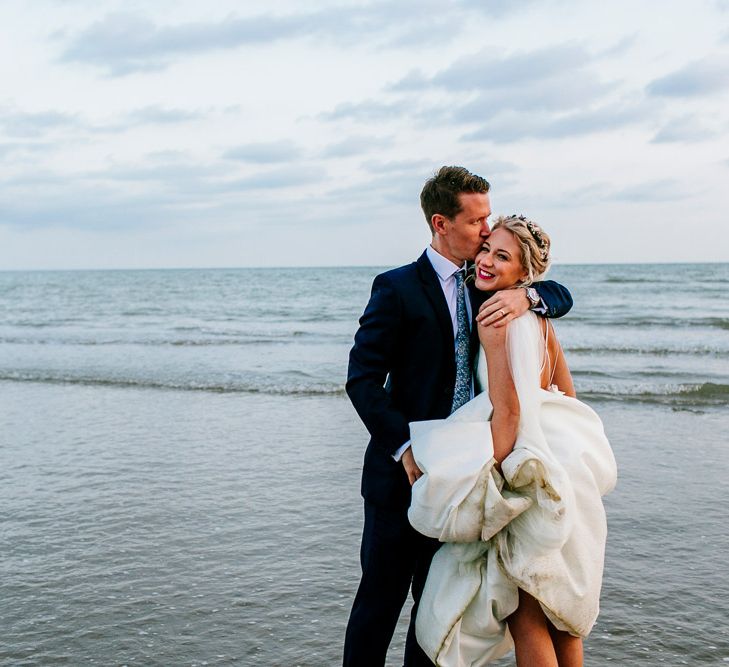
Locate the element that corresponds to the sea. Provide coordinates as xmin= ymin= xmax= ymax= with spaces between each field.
xmin=1 ymin=263 xmax=728 ymax=666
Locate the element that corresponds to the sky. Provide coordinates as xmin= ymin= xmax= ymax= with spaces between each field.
xmin=1 ymin=0 xmax=728 ymax=269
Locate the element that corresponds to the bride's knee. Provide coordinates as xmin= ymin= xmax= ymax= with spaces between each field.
xmin=507 ymin=589 xmax=549 ymax=631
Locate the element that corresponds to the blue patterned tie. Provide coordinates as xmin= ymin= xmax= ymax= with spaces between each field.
xmin=451 ymin=269 xmax=471 ymax=413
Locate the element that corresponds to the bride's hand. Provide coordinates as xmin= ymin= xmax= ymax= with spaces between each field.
xmin=477 ymin=288 xmax=530 ymax=328
xmin=402 ymin=447 xmax=423 ymax=485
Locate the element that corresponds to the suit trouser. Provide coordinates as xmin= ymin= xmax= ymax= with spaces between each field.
xmin=343 ymin=500 xmax=441 ymax=667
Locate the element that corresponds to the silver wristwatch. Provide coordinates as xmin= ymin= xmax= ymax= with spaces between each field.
xmin=525 ymin=287 xmax=540 ymax=308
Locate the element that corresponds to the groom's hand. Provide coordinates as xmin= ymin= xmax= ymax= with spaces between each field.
xmin=477 ymin=288 xmax=530 ymax=328
xmin=402 ymin=447 xmax=423 ymax=485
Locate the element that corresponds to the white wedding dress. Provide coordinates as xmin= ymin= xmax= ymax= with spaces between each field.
xmin=408 ymin=312 xmax=617 ymax=666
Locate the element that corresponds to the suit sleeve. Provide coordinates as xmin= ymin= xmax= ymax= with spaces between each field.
xmin=346 ymin=274 xmax=411 ymax=455
xmin=532 ymin=280 xmax=573 ymax=318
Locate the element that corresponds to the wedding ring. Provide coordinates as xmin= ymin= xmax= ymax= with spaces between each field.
xmin=499 ymin=309 xmax=505 ymax=318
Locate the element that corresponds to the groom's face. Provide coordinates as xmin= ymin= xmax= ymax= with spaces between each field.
xmin=440 ymin=192 xmax=492 ymax=264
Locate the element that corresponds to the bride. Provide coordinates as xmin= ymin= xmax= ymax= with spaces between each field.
xmin=408 ymin=215 xmax=617 ymax=667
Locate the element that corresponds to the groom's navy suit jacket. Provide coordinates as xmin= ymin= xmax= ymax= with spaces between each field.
xmin=346 ymin=251 xmax=573 ymax=510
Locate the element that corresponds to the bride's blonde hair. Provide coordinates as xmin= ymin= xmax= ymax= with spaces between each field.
xmin=491 ymin=214 xmax=551 ymax=286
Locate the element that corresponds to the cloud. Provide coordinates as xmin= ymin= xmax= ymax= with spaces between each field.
xmin=389 ymin=69 xmax=431 ymax=93
xmin=94 ymin=157 xmax=323 ymax=195
xmin=466 ymin=0 xmax=537 ymax=18
xmin=647 ymin=56 xmax=729 ymax=97
xmin=559 ymin=179 xmax=694 ymax=206
xmin=58 ymin=12 xmax=309 ymax=75
xmin=391 ymin=44 xmax=593 ymax=94
xmin=93 ymin=161 xmax=228 ymax=189
xmin=651 ymin=115 xmax=719 ymax=143
xmin=445 ymin=73 xmax=615 ymax=126
xmin=225 ymin=165 xmax=325 ymax=191
xmin=0 ymin=141 xmax=53 ymax=158
xmin=596 ymin=34 xmax=637 ymax=58
xmin=295 ymin=42 xmax=639 ymax=143
xmin=461 ymin=102 xmax=647 ymax=143
xmin=58 ymin=3 xmax=538 ymax=76
xmin=126 ymin=106 xmax=205 ymax=124
xmin=360 ymin=159 xmax=435 ymax=175
xmin=360 ymin=158 xmax=516 ymax=179
xmin=223 ymin=140 xmax=301 ymax=163
xmin=0 ymin=104 xmax=206 ymax=140
xmin=325 ymin=172 xmax=421 ymax=209
xmin=367 ymin=0 xmax=538 ymax=48
xmin=436 ymin=44 xmax=594 ymax=92
xmin=384 ymin=44 xmax=618 ymax=129
xmin=319 ymin=99 xmax=411 ymax=122
xmin=324 ymin=158 xmax=516 ymax=212
xmin=0 ymin=184 xmax=183 ymax=231
xmin=0 ymin=108 xmax=80 ymax=138
xmin=0 ymin=106 xmax=205 ymax=139
xmin=321 ymin=135 xmax=393 ymax=158
xmin=611 ymin=179 xmax=690 ymax=203
xmin=560 ymin=182 xmax=612 ymax=206
xmin=0 ymin=155 xmax=327 ymax=232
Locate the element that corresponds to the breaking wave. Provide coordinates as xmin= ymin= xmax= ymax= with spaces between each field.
xmin=0 ymin=371 xmax=346 ymax=396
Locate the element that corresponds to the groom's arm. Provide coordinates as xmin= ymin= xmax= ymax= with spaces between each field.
xmin=531 ymin=280 xmax=573 ymax=318
xmin=476 ymin=280 xmax=573 ymax=328
xmin=346 ymin=274 xmax=411 ymax=456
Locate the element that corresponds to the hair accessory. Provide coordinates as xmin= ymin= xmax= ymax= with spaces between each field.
xmin=511 ymin=214 xmax=549 ymax=261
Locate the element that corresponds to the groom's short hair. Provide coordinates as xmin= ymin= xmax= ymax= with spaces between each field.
xmin=420 ymin=166 xmax=490 ymax=233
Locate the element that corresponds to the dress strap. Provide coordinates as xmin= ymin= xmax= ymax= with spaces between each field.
xmin=546 ymin=320 xmax=558 ymax=387
xmin=539 ymin=319 xmax=549 ymax=375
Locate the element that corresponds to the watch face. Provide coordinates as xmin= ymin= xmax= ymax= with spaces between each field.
xmin=527 ymin=287 xmax=539 ymax=304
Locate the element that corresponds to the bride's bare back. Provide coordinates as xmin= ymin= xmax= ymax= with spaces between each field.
xmin=539 ymin=319 xmax=576 ymax=397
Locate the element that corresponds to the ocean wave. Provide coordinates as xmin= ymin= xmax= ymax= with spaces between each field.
xmin=583 ymin=382 xmax=729 ymax=408
xmin=3 ymin=370 xmax=725 ymax=407
xmin=0 ymin=371 xmax=346 ymax=396
xmin=603 ymin=277 xmax=669 ymax=284
xmin=570 ymin=369 xmax=614 ymax=378
xmin=0 ymin=332 xmax=348 ymax=347
xmin=567 ymin=345 xmax=726 ymax=357
xmin=119 ymin=308 xmax=166 ymax=316
xmin=565 ymin=316 xmax=729 ymax=330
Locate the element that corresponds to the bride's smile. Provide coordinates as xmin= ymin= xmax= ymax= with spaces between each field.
xmin=474 ymin=227 xmax=528 ymax=292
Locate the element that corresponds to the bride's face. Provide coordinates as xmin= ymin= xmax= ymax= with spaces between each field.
xmin=474 ymin=227 xmax=528 ymax=291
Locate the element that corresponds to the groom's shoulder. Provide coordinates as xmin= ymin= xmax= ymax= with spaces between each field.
xmin=372 ymin=263 xmax=419 ymax=295
xmin=379 ymin=261 xmax=417 ymax=282
xmin=375 ymin=254 xmax=424 ymax=286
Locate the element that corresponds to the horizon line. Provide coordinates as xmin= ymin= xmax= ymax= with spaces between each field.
xmin=0 ymin=259 xmax=727 ymax=272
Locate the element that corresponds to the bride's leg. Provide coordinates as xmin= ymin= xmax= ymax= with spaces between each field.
xmin=507 ymin=589 xmax=559 ymax=667
xmin=548 ymin=625 xmax=583 ymax=667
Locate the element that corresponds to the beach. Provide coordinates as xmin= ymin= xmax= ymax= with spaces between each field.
xmin=1 ymin=264 xmax=728 ymax=665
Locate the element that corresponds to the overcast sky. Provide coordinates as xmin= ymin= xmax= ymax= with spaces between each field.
xmin=1 ymin=0 xmax=728 ymax=269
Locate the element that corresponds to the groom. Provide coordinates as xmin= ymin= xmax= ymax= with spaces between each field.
xmin=343 ymin=166 xmax=573 ymax=666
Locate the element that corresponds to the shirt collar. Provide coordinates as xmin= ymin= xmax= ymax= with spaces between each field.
xmin=426 ymin=245 xmax=467 ymax=281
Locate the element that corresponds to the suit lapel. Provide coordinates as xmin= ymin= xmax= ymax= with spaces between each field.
xmin=416 ymin=252 xmax=454 ymax=348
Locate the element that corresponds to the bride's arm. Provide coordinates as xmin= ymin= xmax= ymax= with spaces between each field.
xmin=479 ymin=323 xmax=520 ymax=468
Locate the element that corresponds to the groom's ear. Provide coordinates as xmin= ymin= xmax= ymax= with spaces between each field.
xmin=431 ymin=213 xmax=448 ymax=236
